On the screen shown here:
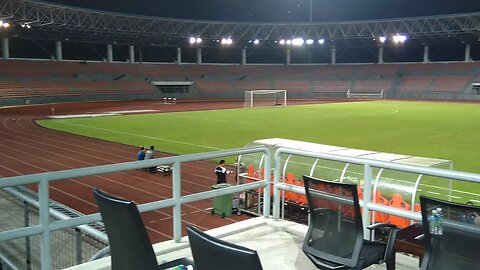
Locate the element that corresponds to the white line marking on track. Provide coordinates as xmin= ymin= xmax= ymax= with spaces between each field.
xmin=427 ymin=191 xmax=441 ymax=195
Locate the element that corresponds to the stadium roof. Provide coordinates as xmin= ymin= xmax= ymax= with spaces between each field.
xmin=1 ymin=0 xmax=480 ymax=48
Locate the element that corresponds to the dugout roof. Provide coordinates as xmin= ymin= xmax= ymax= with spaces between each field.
xmin=1 ymin=0 xmax=480 ymax=47
xmin=249 ymin=138 xmax=452 ymax=168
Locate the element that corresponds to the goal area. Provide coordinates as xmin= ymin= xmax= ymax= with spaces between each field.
xmin=346 ymin=89 xmax=384 ymax=99
xmin=244 ymin=90 xmax=287 ymax=108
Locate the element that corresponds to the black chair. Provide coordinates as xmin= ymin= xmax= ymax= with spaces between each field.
xmin=419 ymin=196 xmax=480 ymax=270
xmin=302 ymin=175 xmax=398 ymax=270
xmin=93 ymin=188 xmax=193 ymax=270
xmin=186 ymin=224 xmax=263 ymax=270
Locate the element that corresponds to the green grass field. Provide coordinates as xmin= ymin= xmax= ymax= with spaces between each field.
xmin=38 ymin=100 xmax=480 ymax=203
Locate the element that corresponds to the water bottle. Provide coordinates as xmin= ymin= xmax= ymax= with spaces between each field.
xmin=436 ymin=207 xmax=443 ymax=235
xmin=429 ymin=209 xmax=438 ymax=234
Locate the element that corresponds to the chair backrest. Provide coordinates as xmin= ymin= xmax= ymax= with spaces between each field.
xmin=389 ymin=193 xmax=411 ymax=228
xmin=186 ymin=224 xmax=263 ymax=270
xmin=93 ymin=188 xmax=158 ymax=270
xmin=420 ymin=196 xmax=480 ymax=270
xmin=302 ymin=175 xmax=364 ymax=269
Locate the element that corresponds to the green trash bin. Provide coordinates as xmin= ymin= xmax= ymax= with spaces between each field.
xmin=211 ymin=183 xmax=232 ymax=218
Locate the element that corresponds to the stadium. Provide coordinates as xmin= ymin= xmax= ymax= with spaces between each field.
xmin=0 ymin=0 xmax=480 ymax=269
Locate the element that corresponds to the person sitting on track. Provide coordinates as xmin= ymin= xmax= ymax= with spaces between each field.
xmin=144 ymin=145 xmax=157 ymax=173
xmin=136 ymin=146 xmax=146 ymax=161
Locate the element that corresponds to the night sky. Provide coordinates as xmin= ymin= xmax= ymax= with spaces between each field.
xmin=44 ymin=0 xmax=480 ymax=22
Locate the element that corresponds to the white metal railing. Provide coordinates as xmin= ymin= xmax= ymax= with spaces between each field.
xmin=273 ymin=147 xmax=480 ymax=238
xmin=0 ymin=146 xmax=271 ymax=270
xmin=2 ymin=145 xmax=480 ymax=269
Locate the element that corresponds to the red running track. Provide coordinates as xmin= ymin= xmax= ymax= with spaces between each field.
xmin=0 ymin=98 xmax=347 ymax=243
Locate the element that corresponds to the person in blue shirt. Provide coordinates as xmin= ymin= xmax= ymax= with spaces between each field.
xmin=137 ymin=147 xmax=146 ymax=161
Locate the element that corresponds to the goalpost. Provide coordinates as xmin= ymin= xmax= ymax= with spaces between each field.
xmin=346 ymin=89 xmax=384 ymax=99
xmin=244 ymin=89 xmax=287 ymax=108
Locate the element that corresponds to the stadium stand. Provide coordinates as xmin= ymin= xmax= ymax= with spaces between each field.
xmin=273 ymin=81 xmax=311 ymax=92
xmin=26 ymin=81 xmax=79 ymax=97
xmin=0 ymin=81 xmax=36 ymax=98
xmin=430 ymin=75 xmax=472 ymax=92
xmin=354 ymin=80 xmax=392 ymax=93
xmin=195 ymin=81 xmax=234 ymax=93
xmin=2 ymin=60 xmax=480 ymax=106
xmin=397 ymin=76 xmax=435 ymax=92
xmin=313 ymin=80 xmax=352 ymax=92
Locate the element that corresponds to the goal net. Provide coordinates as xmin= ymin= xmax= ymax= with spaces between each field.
xmin=347 ymin=89 xmax=384 ymax=99
xmin=244 ymin=90 xmax=287 ymax=108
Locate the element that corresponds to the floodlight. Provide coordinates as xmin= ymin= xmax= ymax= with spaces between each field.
xmin=279 ymin=39 xmax=285 ymax=45
xmin=286 ymin=39 xmax=292 ymax=45
xmin=0 ymin=21 xmax=3 ymax=27
xmin=26 ymin=24 xmax=31 ymax=29
xmin=392 ymin=34 xmax=407 ymax=43
xmin=379 ymin=36 xmax=386 ymax=43
xmin=318 ymin=39 xmax=325 ymax=44
xmin=3 ymin=22 xmax=9 ymax=28
xmin=221 ymin=38 xmax=232 ymax=45
xmin=292 ymin=38 xmax=304 ymax=46
xmin=306 ymin=39 xmax=314 ymax=45
xmin=253 ymin=39 xmax=259 ymax=45
xmin=196 ymin=37 xmax=202 ymax=43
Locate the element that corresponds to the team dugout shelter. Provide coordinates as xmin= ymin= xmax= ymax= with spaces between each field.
xmin=237 ymin=138 xmax=453 ymax=229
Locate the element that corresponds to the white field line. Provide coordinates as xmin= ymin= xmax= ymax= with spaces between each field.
xmin=166 ymin=114 xmax=249 ymax=124
xmin=103 ymin=110 xmax=159 ymax=114
xmin=54 ymin=120 xmax=222 ymax=151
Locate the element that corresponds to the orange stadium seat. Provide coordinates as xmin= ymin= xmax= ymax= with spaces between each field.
xmin=389 ymin=193 xmax=411 ymax=228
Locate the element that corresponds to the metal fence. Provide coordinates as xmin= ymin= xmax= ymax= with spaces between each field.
xmin=1 ymin=145 xmax=480 ymax=269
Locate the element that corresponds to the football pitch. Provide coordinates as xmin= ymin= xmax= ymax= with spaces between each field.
xmin=38 ymin=100 xmax=480 ymax=203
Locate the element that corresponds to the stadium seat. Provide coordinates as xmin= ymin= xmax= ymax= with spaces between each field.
xmin=389 ymin=193 xmax=411 ymax=229
xmin=374 ymin=191 xmax=390 ymax=223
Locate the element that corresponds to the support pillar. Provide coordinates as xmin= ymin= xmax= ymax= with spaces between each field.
xmin=465 ymin=44 xmax=471 ymax=62
xmin=129 ymin=45 xmax=134 ymax=63
xmin=55 ymin=41 xmax=62 ymax=61
xmin=241 ymin=48 xmax=247 ymax=65
xmin=2 ymin=37 xmax=9 ymax=60
xmin=106 ymin=44 xmax=113 ymax=63
xmin=331 ymin=47 xmax=336 ymax=64
xmin=176 ymin=47 xmax=182 ymax=65
xmin=378 ymin=46 xmax=384 ymax=64
xmin=286 ymin=48 xmax=291 ymax=65
xmin=423 ymin=45 xmax=429 ymax=63
xmin=196 ymin=47 xmax=202 ymax=65
xmin=138 ymin=46 xmax=143 ymax=63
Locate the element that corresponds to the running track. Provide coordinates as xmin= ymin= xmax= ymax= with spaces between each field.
xmin=0 ymin=100 xmax=253 ymax=243
xmin=0 ymin=98 xmax=348 ymax=243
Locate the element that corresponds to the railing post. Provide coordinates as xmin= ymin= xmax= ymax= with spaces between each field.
xmin=39 ymin=179 xmax=51 ymax=270
xmin=362 ymin=164 xmax=373 ymax=239
xmin=262 ymin=151 xmax=271 ymax=217
xmin=75 ymin=228 xmax=82 ymax=265
xmin=273 ymin=150 xmax=282 ymax=219
xmin=24 ymin=201 xmax=32 ymax=270
xmin=172 ymin=162 xmax=182 ymax=242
